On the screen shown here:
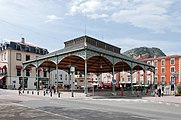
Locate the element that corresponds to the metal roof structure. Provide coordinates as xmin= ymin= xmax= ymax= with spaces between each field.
xmin=23 ymin=35 xmax=155 ymax=94
xmin=23 ymin=35 xmax=154 ymax=73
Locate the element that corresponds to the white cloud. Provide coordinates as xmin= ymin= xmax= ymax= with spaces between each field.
xmin=68 ymin=0 xmax=181 ymax=33
xmin=44 ymin=15 xmax=63 ymax=23
xmin=110 ymin=37 xmax=181 ymax=55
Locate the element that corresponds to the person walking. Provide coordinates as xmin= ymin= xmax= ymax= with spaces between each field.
xmin=161 ymin=90 xmax=164 ymax=97
xmin=158 ymin=88 xmax=161 ymax=97
xmin=18 ymin=85 xmax=22 ymax=95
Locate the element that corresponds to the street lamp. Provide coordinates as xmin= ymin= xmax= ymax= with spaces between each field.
xmin=172 ymin=71 xmax=179 ymax=95
xmin=70 ymin=66 xmax=75 ymax=97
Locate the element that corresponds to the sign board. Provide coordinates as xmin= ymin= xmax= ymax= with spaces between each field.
xmin=113 ymin=79 xmax=116 ymax=84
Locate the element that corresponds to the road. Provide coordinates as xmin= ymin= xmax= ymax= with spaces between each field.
xmin=0 ymin=89 xmax=181 ymax=120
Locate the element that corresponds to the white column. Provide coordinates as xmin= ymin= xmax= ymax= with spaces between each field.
xmin=84 ymin=60 xmax=88 ymax=94
xmin=56 ymin=64 xmax=58 ymax=93
xmin=112 ymin=65 xmax=115 ymax=93
xmin=22 ymin=67 xmax=25 ymax=90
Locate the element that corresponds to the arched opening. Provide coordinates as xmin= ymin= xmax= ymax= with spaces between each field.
xmin=87 ymin=56 xmax=113 ymax=73
xmin=58 ymin=55 xmax=85 ymax=71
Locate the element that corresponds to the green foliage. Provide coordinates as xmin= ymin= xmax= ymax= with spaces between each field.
xmin=123 ymin=47 xmax=166 ymax=58
xmin=177 ymin=84 xmax=181 ymax=95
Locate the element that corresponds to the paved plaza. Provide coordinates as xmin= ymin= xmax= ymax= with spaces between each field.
xmin=1 ymin=89 xmax=181 ymax=104
xmin=1 ymin=89 xmax=181 ymax=120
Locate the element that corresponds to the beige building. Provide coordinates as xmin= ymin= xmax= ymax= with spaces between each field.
xmin=0 ymin=38 xmax=49 ymax=89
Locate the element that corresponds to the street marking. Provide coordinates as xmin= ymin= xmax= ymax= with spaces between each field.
xmin=166 ymin=102 xmax=171 ymax=106
xmin=174 ymin=104 xmax=180 ymax=107
xmin=131 ymin=115 xmax=156 ymax=120
xmin=12 ymin=102 xmax=77 ymax=120
xmin=158 ymin=101 xmax=163 ymax=104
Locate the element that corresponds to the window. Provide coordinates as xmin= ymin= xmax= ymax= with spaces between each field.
xmin=147 ymin=70 xmax=150 ymax=74
xmin=140 ymin=76 xmax=143 ymax=84
xmin=60 ymin=74 xmax=62 ymax=80
xmin=161 ymin=67 xmax=165 ymax=73
xmin=17 ymin=69 xmax=21 ymax=76
xmin=1 ymin=54 xmax=3 ymax=61
xmin=128 ymin=75 xmax=131 ymax=82
xmin=26 ymin=55 xmax=30 ymax=61
xmin=36 ymin=48 xmax=40 ymax=54
xmin=26 ymin=46 xmax=30 ymax=52
xmin=4 ymin=52 xmax=6 ymax=60
xmin=147 ymin=76 xmax=151 ymax=83
xmin=43 ymin=71 xmax=47 ymax=77
xmin=122 ymin=77 xmax=124 ymax=82
xmin=16 ymin=53 xmax=21 ymax=61
xmin=170 ymin=58 xmax=175 ymax=65
xmin=161 ymin=76 xmax=165 ymax=84
xmin=65 ymin=75 xmax=67 ymax=80
xmin=170 ymin=66 xmax=175 ymax=73
xmin=133 ymin=76 xmax=137 ymax=83
xmin=171 ymin=76 xmax=175 ymax=84
xmin=140 ymin=70 xmax=144 ymax=74
xmin=155 ymin=68 xmax=158 ymax=74
xmin=19 ymin=78 xmax=28 ymax=88
xmin=16 ymin=44 xmax=21 ymax=50
xmin=154 ymin=76 xmax=158 ymax=84
xmin=26 ymin=69 xmax=30 ymax=76
xmin=154 ymin=60 xmax=158 ymax=66
xmin=161 ymin=59 xmax=165 ymax=66
xmin=147 ymin=61 xmax=151 ymax=65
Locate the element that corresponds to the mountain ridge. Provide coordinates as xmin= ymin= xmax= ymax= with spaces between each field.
xmin=122 ymin=47 xmax=166 ymax=59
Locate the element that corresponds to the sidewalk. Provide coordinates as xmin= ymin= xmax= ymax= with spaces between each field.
xmin=1 ymin=89 xmax=181 ymax=105
xmin=142 ymin=95 xmax=181 ymax=104
xmin=0 ymin=89 xmax=88 ymax=101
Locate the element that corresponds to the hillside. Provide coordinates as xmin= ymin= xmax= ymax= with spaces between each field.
xmin=123 ymin=47 xmax=166 ymax=58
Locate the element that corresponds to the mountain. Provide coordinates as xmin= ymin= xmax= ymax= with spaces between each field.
xmin=122 ymin=47 xmax=166 ymax=59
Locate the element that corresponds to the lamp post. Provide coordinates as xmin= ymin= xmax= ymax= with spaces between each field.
xmin=70 ymin=66 xmax=75 ymax=97
xmin=172 ymin=71 xmax=178 ymax=95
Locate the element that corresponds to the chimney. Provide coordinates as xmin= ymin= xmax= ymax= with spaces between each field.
xmin=21 ymin=37 xmax=25 ymax=44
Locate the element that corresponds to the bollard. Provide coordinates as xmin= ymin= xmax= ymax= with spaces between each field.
xmin=32 ymin=91 xmax=34 ymax=94
xmin=50 ymin=91 xmax=52 ymax=97
xmin=27 ymin=91 xmax=29 ymax=94
xmin=44 ymin=91 xmax=45 ymax=96
xmin=58 ymin=92 xmax=61 ymax=98
xmin=37 ymin=91 xmax=39 ymax=95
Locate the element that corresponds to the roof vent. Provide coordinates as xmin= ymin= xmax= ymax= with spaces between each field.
xmin=21 ymin=37 xmax=25 ymax=44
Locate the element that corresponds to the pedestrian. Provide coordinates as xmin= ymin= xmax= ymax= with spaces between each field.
xmin=18 ymin=85 xmax=22 ymax=95
xmin=53 ymin=85 xmax=56 ymax=94
xmin=161 ymin=90 xmax=164 ymax=97
xmin=158 ymin=88 xmax=161 ymax=97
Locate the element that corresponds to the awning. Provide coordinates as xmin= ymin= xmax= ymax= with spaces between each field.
xmin=0 ymin=65 xmax=7 ymax=69
xmin=26 ymin=67 xmax=32 ymax=70
xmin=36 ymin=68 xmax=42 ymax=71
xmin=0 ymin=76 xmax=5 ymax=80
xmin=16 ymin=65 xmax=22 ymax=69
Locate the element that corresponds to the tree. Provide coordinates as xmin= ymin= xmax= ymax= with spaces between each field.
xmin=177 ymin=84 xmax=181 ymax=95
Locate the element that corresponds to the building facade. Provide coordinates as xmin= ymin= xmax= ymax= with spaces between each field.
xmin=142 ymin=55 xmax=181 ymax=94
xmin=0 ymin=38 xmax=49 ymax=89
xmin=116 ymin=55 xmax=181 ymax=94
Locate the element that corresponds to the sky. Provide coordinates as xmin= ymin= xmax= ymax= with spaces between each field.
xmin=0 ymin=0 xmax=181 ymax=55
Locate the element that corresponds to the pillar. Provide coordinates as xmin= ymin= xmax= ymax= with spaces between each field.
xmin=84 ymin=60 xmax=88 ymax=94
